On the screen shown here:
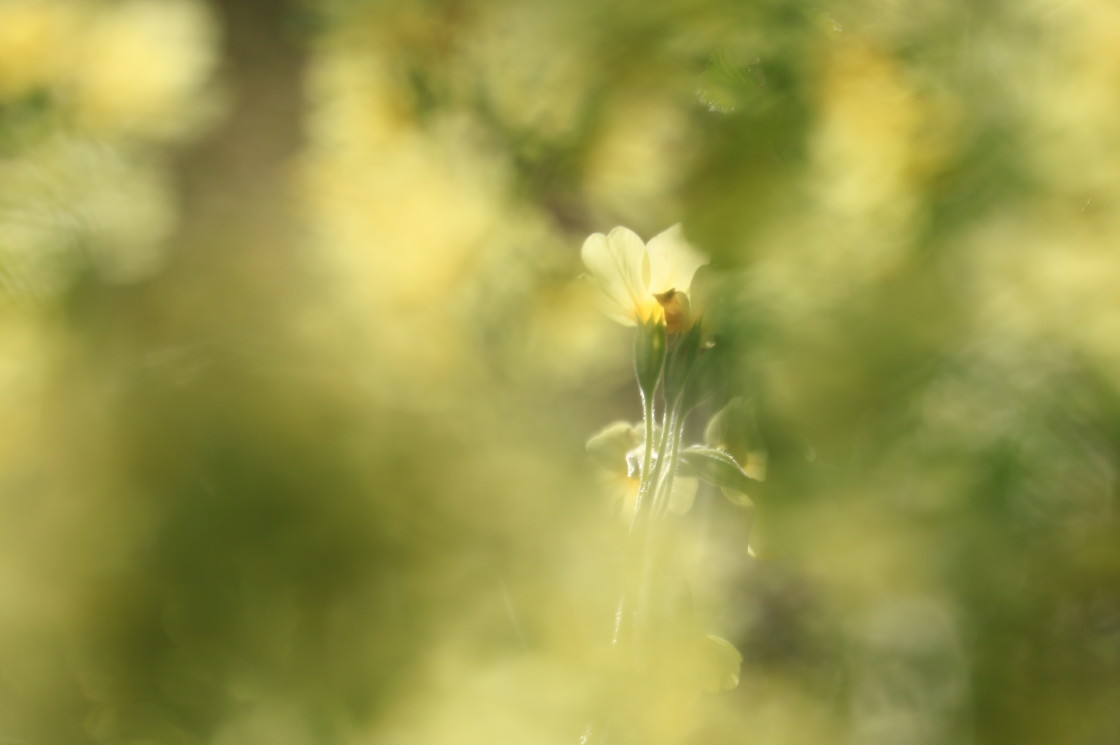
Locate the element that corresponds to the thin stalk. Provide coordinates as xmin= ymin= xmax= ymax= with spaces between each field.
xmin=628 ymin=388 xmax=657 ymax=534
xmin=632 ymin=391 xmax=687 ymax=634
xmin=615 ymin=376 xmax=663 ymax=647
xmin=651 ymin=393 xmax=687 ymax=519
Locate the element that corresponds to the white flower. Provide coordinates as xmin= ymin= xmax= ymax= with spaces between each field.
xmin=580 ymin=224 xmax=708 ymax=331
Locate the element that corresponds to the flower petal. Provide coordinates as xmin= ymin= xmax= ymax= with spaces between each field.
xmin=600 ymin=470 xmax=641 ymax=519
xmin=667 ymin=474 xmax=699 ymax=514
xmin=585 ymin=420 xmax=641 ymax=470
xmin=581 ymin=227 xmax=650 ymax=325
xmin=646 ymin=224 xmax=708 ymax=295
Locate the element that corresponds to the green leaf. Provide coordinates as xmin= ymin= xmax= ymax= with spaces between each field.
xmin=720 ymin=486 xmax=753 ymax=508
xmin=695 ymin=49 xmax=768 ymax=115
xmin=704 ymin=397 xmax=768 ymax=481
xmin=679 ymin=446 xmax=757 ymax=501
xmin=700 ymin=634 xmax=742 ymax=692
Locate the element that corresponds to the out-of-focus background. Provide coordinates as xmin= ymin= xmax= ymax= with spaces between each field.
xmin=2 ymin=0 xmax=1120 ymax=743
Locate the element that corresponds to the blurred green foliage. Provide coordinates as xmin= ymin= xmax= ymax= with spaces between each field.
xmin=2 ymin=0 xmax=1119 ymax=743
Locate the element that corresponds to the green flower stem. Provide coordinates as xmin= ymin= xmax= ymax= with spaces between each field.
xmin=628 ymin=388 xmax=657 ymax=534
xmin=615 ymin=361 xmax=664 ymax=647
xmin=651 ymin=392 xmax=687 ymax=519
xmin=633 ymin=382 xmax=691 ymax=637
xmin=596 ymin=332 xmax=698 ymax=742
xmin=620 ymin=388 xmax=663 ymax=646
xmin=647 ymin=396 xmax=676 ymax=515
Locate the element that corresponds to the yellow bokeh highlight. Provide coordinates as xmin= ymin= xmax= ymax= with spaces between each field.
xmin=70 ymin=0 xmax=220 ymax=139
xmin=0 ymin=0 xmax=76 ymax=99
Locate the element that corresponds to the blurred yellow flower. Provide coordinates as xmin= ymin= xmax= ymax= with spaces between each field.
xmin=581 ymin=225 xmax=707 ymax=332
xmin=0 ymin=0 xmax=75 ymax=100
xmin=587 ymin=421 xmax=697 ymax=520
xmin=71 ymin=0 xmax=219 ymax=139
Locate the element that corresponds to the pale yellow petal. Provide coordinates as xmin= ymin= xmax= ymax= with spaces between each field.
xmin=585 ymin=420 xmax=640 ymax=470
xmin=646 ymin=224 xmax=707 ymax=295
xmin=667 ymin=475 xmax=698 ymax=514
xmin=580 ymin=227 xmax=650 ymax=324
xmin=600 ymin=471 xmax=641 ymax=521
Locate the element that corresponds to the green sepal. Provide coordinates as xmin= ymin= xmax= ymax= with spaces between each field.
xmin=634 ymin=318 xmax=667 ymax=398
xmin=679 ymin=446 xmax=757 ymax=503
xmin=664 ymin=321 xmax=704 ymax=402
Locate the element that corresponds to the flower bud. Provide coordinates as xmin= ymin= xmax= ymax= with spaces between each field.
xmin=653 ymin=288 xmax=691 ymax=334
